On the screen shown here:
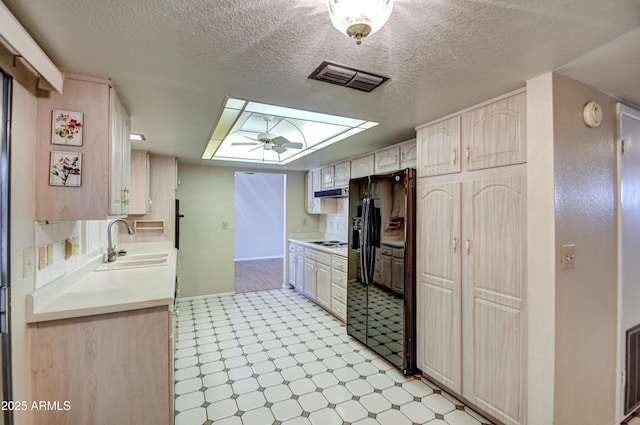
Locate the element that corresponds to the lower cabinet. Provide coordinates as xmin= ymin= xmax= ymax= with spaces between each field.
xmin=30 ymin=306 xmax=173 ymax=425
xmin=289 ymin=242 xmax=347 ymax=322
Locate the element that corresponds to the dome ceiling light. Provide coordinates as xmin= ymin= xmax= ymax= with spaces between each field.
xmin=328 ymin=0 xmax=394 ymax=45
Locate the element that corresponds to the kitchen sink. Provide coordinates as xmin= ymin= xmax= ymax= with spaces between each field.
xmin=94 ymin=254 xmax=169 ymax=271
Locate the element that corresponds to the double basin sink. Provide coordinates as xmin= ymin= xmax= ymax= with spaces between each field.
xmin=94 ymin=252 xmax=170 ymax=271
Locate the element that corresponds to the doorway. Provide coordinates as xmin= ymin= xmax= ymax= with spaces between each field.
xmin=233 ymin=172 xmax=286 ymax=293
xmin=1 ymin=71 xmax=13 ymax=425
xmin=618 ymin=103 xmax=640 ymax=421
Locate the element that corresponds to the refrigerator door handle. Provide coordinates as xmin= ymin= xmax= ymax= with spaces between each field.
xmin=360 ymin=198 xmax=369 ymax=285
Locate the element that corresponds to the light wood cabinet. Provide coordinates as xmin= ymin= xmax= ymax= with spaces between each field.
xmin=30 ymin=306 xmax=173 ymax=425
xmin=321 ymin=166 xmax=335 ymax=189
xmin=129 ymin=150 xmax=150 ymax=215
xmin=306 ymin=169 xmax=322 ymax=213
xmin=303 ymin=248 xmax=332 ymax=309
xmin=461 ymin=92 xmax=526 ymax=171
xmin=375 ymin=146 xmax=400 ymax=174
xmin=35 ymin=74 xmax=131 ymax=221
xmin=399 ymin=139 xmax=417 ymax=169
xmin=334 ymin=161 xmax=351 ymax=187
xmin=462 ymin=175 xmax=526 ymax=425
xmin=321 ymin=161 xmax=351 ymax=189
xmin=288 ymin=242 xmax=304 ymax=292
xmin=416 ymin=182 xmax=462 ymax=393
xmin=331 ymin=254 xmax=348 ymax=321
xmin=351 ymin=154 xmax=374 ymax=179
xmin=416 ymin=176 xmax=526 ymax=425
xmin=417 ymin=116 xmax=461 ymax=177
xmin=109 ymin=89 xmax=131 ymax=216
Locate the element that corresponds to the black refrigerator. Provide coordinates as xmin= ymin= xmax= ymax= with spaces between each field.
xmin=347 ymin=168 xmax=417 ymax=375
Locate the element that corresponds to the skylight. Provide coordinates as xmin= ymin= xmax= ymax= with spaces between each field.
xmin=202 ymin=98 xmax=379 ymax=165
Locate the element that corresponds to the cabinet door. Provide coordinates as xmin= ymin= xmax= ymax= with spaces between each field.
xmin=351 ymin=154 xmax=374 ymax=179
xmin=375 ymin=146 xmax=400 ymax=174
xmin=109 ymin=90 xmax=131 ymax=215
xmin=391 ymin=256 xmax=404 ymax=294
xmin=462 ymin=93 xmax=526 ymax=171
xmin=288 ymin=249 xmax=297 ymax=287
xmin=399 ymin=140 xmax=417 ymax=169
xmin=305 ymin=172 xmax=314 ymax=213
xmin=333 ymin=161 xmax=351 ymax=187
xmin=462 ymin=175 xmax=526 ymax=425
xmin=416 ymin=182 xmax=462 ymax=393
xmin=417 ymin=116 xmax=461 ymax=177
xmin=321 ymin=166 xmax=335 ymax=189
xmin=306 ymin=171 xmax=323 ymax=214
xmin=295 ymin=253 xmax=304 ymax=292
xmin=303 ymin=258 xmax=317 ymax=298
xmin=315 ymin=262 xmax=332 ymax=308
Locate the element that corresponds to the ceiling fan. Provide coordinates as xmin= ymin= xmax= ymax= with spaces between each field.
xmin=231 ymin=115 xmax=303 ymax=154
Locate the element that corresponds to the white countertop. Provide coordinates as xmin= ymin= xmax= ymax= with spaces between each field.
xmin=27 ymin=242 xmax=177 ymax=323
xmin=288 ymin=236 xmax=348 ymax=257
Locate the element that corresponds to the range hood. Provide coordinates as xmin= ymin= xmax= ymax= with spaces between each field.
xmin=314 ymin=187 xmax=349 ymax=198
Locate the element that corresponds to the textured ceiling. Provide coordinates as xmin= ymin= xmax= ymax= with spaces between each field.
xmin=3 ymin=0 xmax=640 ymax=170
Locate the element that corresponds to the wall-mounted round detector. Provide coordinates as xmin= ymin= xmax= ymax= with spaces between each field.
xmin=583 ymin=101 xmax=603 ymax=128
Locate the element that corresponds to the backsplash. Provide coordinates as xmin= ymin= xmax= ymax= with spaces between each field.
xmin=319 ymin=198 xmax=349 ymax=240
xmin=34 ymin=220 xmax=108 ymax=288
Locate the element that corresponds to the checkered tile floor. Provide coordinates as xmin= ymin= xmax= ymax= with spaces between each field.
xmin=174 ymin=288 xmax=492 ymax=425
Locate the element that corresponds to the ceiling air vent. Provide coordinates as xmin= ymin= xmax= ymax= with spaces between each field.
xmin=308 ymin=61 xmax=389 ymax=93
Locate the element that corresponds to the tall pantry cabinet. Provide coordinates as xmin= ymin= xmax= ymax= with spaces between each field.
xmin=415 ymin=90 xmax=527 ymax=425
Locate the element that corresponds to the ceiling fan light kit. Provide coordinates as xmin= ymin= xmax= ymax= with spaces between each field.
xmin=328 ymin=0 xmax=394 ymax=45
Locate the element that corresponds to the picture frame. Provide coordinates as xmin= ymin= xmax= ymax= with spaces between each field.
xmin=49 ymin=151 xmax=82 ymax=187
xmin=52 ymin=109 xmax=83 ymax=146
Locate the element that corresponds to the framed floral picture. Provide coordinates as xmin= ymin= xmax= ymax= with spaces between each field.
xmin=50 ymin=151 xmax=82 ymax=187
xmin=52 ymin=110 xmax=83 ymax=146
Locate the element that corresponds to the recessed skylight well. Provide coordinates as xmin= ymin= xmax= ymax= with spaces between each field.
xmin=202 ymin=98 xmax=379 ymax=165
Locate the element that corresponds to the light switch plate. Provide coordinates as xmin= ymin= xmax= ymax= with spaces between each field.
xmin=23 ymin=247 xmax=34 ymax=277
xmin=38 ymin=246 xmax=46 ymax=270
xmin=561 ymin=244 xmax=576 ymax=271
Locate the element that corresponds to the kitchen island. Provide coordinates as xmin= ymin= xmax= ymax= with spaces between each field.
xmin=27 ymin=242 xmax=176 ymax=425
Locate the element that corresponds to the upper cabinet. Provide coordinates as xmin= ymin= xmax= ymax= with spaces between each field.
xmin=462 ymin=92 xmax=526 ymax=170
xmin=399 ymin=139 xmax=417 ymax=169
xmin=306 ymin=169 xmax=322 ymax=214
xmin=374 ymin=146 xmax=400 ymax=174
xmin=35 ymin=74 xmax=131 ymax=221
xmin=109 ymin=90 xmax=131 ymax=216
xmin=417 ymin=116 xmax=461 ymax=177
xmin=417 ymin=91 xmax=526 ymax=176
xmin=351 ymin=154 xmax=374 ymax=179
xmin=321 ymin=161 xmax=350 ymax=189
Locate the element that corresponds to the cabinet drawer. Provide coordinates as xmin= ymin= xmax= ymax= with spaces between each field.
xmin=305 ymin=248 xmax=331 ymax=265
xmin=332 ymin=255 xmax=347 ymax=273
xmin=332 ymin=283 xmax=347 ymax=304
xmin=332 ymin=270 xmax=347 ymax=288
xmin=289 ymin=243 xmax=297 ymax=253
xmin=380 ymin=246 xmax=393 ymax=256
xmin=332 ymin=299 xmax=347 ymax=321
xmin=392 ymin=247 xmax=405 ymax=258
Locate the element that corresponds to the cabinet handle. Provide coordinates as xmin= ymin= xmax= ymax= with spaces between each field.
xmin=466 ymin=238 xmax=471 ymax=256
xmin=453 ymin=237 xmax=458 ymax=253
xmin=452 ymin=148 xmax=458 ymax=165
xmin=122 ymin=187 xmax=130 ymax=205
xmin=465 ymin=146 xmax=471 ymax=163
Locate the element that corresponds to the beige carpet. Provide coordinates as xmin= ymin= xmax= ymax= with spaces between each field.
xmin=234 ymin=258 xmax=284 ymax=293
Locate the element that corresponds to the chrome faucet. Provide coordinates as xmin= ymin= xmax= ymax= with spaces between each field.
xmin=107 ymin=218 xmax=133 ymax=262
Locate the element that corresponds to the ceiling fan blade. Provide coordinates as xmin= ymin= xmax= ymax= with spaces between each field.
xmin=231 ymin=142 xmax=259 ymax=146
xmin=244 ymin=135 xmax=261 ymax=142
xmin=273 ymin=145 xmax=287 ymax=154
xmin=283 ymin=142 xmax=303 ymax=149
xmin=249 ymin=145 xmax=263 ymax=152
xmin=271 ymin=136 xmax=290 ymax=146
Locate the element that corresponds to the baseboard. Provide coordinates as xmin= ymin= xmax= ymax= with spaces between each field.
xmin=234 ymin=256 xmax=284 ymax=261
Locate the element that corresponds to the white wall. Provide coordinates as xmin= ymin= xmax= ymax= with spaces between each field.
xmin=176 ymin=164 xmax=317 ymax=298
xmin=234 ymin=172 xmax=285 ymax=260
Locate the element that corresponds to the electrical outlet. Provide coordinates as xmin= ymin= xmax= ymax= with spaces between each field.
xmin=561 ymin=244 xmax=576 ymax=271
xmin=23 ymin=247 xmax=34 ymax=277
xmin=222 ymin=221 xmax=229 ymax=230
